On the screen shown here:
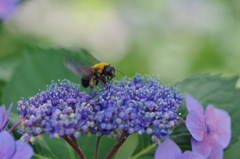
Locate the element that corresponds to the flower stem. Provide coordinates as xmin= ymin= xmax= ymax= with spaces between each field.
xmin=70 ymin=135 xmax=79 ymax=147
xmin=178 ymin=116 xmax=186 ymax=124
xmin=25 ymin=131 xmax=45 ymax=142
xmin=94 ymin=135 xmax=102 ymax=159
xmin=8 ymin=119 xmax=25 ymax=133
xmin=105 ymin=131 xmax=129 ymax=159
xmin=62 ymin=136 xmax=86 ymax=159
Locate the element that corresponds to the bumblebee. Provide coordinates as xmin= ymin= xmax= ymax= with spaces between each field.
xmin=64 ymin=53 xmax=115 ymax=88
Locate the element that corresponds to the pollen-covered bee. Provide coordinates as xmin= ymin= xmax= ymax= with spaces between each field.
xmin=64 ymin=51 xmax=116 ymax=88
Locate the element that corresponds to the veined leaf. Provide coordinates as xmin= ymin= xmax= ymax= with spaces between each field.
xmin=172 ymin=74 xmax=240 ymax=151
xmin=1 ymin=47 xmax=111 ymax=159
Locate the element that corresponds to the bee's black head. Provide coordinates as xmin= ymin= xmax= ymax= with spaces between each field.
xmin=104 ymin=65 xmax=115 ymax=78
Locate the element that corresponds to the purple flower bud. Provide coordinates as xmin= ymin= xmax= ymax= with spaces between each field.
xmin=66 ymin=98 xmax=76 ymax=105
xmin=63 ymin=107 xmax=73 ymax=114
xmin=65 ymin=128 xmax=74 ymax=135
xmin=146 ymin=128 xmax=153 ymax=134
xmin=74 ymin=132 xmax=80 ymax=138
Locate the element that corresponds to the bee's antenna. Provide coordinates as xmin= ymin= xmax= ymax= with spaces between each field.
xmin=116 ymin=69 xmax=124 ymax=76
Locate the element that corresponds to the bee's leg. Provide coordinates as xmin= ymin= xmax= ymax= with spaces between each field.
xmin=89 ymin=76 xmax=95 ymax=95
xmin=106 ymin=76 xmax=109 ymax=81
xmin=95 ymin=79 xmax=100 ymax=86
xmin=108 ymin=76 xmax=113 ymax=81
xmin=89 ymin=76 xmax=95 ymax=89
xmin=99 ymin=76 xmax=106 ymax=85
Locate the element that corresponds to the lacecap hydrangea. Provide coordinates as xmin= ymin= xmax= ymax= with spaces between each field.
xmin=17 ymin=80 xmax=94 ymax=139
xmin=17 ymin=74 xmax=183 ymax=140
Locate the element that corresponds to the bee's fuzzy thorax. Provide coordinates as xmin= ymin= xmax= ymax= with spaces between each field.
xmin=93 ymin=63 xmax=109 ymax=74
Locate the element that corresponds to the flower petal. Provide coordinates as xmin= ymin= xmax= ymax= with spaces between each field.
xmin=179 ymin=151 xmax=204 ymax=159
xmin=191 ymin=137 xmax=211 ymax=158
xmin=12 ymin=140 xmax=33 ymax=159
xmin=207 ymin=141 xmax=223 ymax=159
xmin=205 ymin=105 xmax=231 ymax=148
xmin=0 ymin=131 xmax=16 ymax=159
xmin=0 ymin=0 xmax=20 ymax=19
xmin=0 ymin=105 xmax=5 ymax=130
xmin=3 ymin=103 xmax=12 ymax=125
xmin=154 ymin=138 xmax=182 ymax=159
xmin=186 ymin=111 xmax=205 ymax=141
xmin=186 ymin=94 xmax=204 ymax=116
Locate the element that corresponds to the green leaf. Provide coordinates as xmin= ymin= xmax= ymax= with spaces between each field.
xmin=2 ymin=47 xmax=99 ymax=111
xmin=115 ymin=133 xmax=138 ymax=159
xmin=77 ymin=135 xmax=116 ymax=159
xmin=129 ymin=134 xmax=156 ymax=159
xmin=172 ymin=74 xmax=240 ymax=151
xmin=1 ymin=47 xmax=106 ymax=159
xmin=32 ymin=135 xmax=69 ymax=159
xmin=224 ymin=139 xmax=240 ymax=159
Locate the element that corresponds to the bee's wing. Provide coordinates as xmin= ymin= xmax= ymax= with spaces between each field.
xmin=64 ymin=57 xmax=94 ymax=79
xmin=81 ymin=49 xmax=101 ymax=64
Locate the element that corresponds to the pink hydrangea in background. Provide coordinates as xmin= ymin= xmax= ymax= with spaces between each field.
xmin=0 ymin=0 xmax=20 ymax=20
xmin=186 ymin=94 xmax=231 ymax=159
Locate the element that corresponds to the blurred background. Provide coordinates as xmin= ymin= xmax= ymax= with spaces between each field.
xmin=1 ymin=0 xmax=240 ymax=158
xmin=1 ymin=0 xmax=240 ymax=83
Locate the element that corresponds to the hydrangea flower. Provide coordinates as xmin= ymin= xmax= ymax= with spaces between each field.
xmin=0 ymin=104 xmax=12 ymax=132
xmin=0 ymin=0 xmax=20 ymax=20
xmin=17 ymin=74 xmax=183 ymax=140
xmin=0 ymin=131 xmax=33 ymax=159
xmin=93 ymin=74 xmax=183 ymax=139
xmin=185 ymin=94 xmax=231 ymax=159
xmin=154 ymin=138 xmax=204 ymax=159
xmin=17 ymin=79 xmax=94 ymax=138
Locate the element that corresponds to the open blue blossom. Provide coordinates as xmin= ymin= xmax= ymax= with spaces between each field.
xmin=0 ymin=0 xmax=20 ymax=20
xmin=154 ymin=138 xmax=204 ymax=159
xmin=18 ymin=74 xmax=183 ymax=140
xmin=0 ymin=131 xmax=33 ymax=159
xmin=17 ymin=79 xmax=94 ymax=138
xmin=185 ymin=95 xmax=231 ymax=159
xmin=0 ymin=104 xmax=12 ymax=132
xmin=92 ymin=74 xmax=183 ymax=139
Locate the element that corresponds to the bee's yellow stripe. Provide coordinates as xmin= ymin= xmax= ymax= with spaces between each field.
xmin=93 ymin=63 xmax=109 ymax=74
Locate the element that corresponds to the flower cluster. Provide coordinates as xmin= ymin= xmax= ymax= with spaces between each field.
xmin=17 ymin=74 xmax=183 ymax=140
xmin=93 ymin=74 xmax=183 ymax=139
xmin=18 ymin=79 xmax=94 ymax=138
